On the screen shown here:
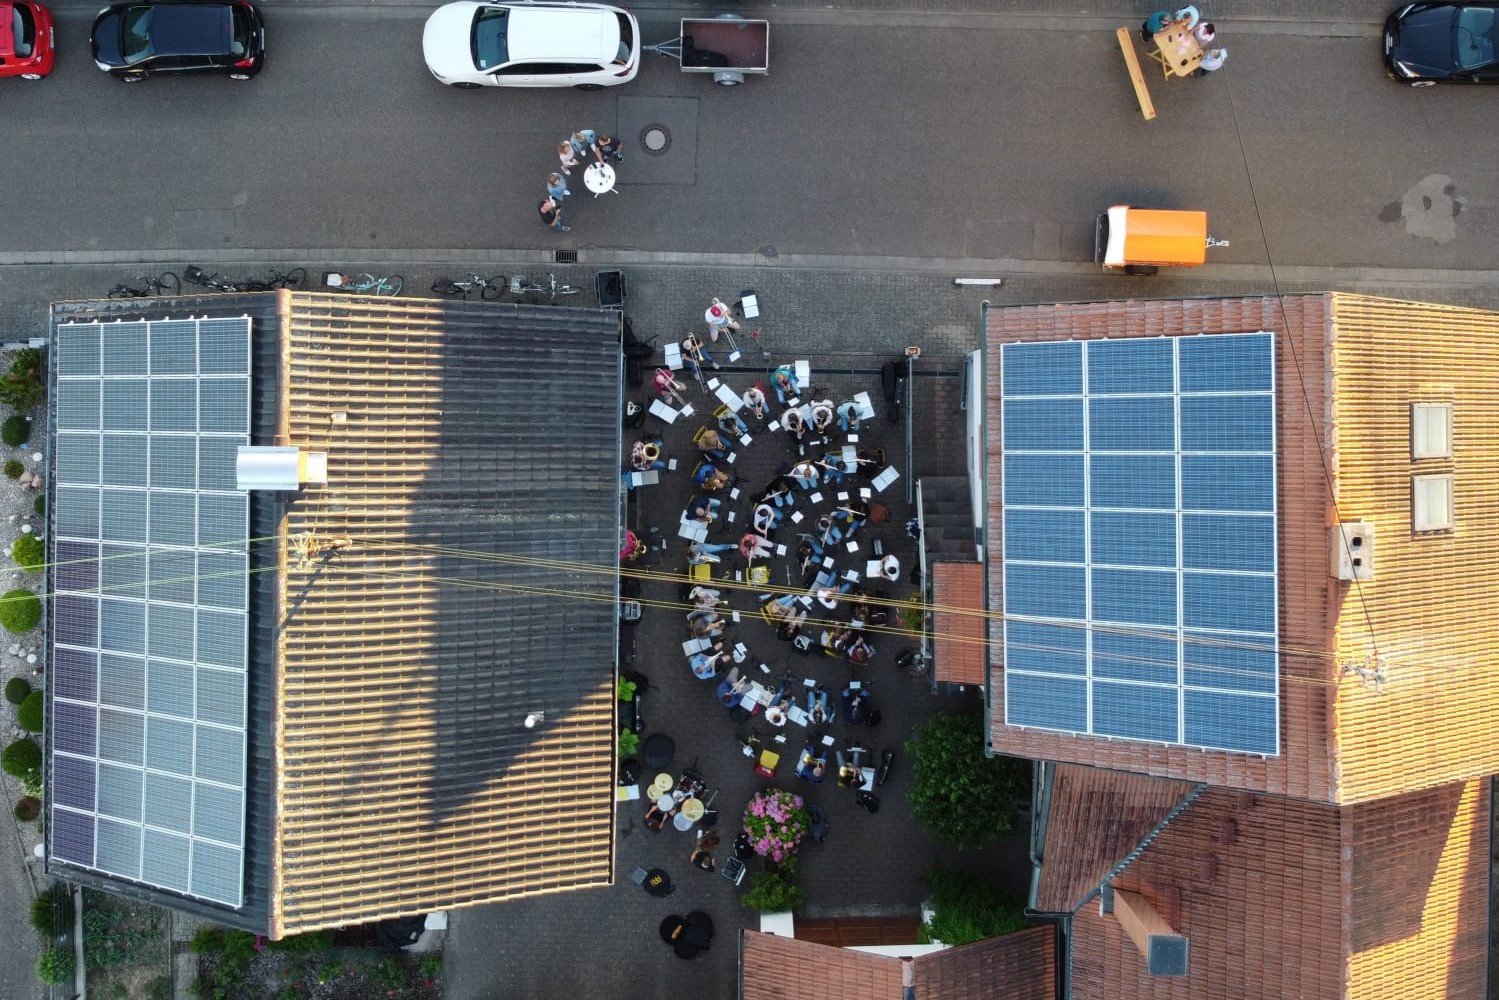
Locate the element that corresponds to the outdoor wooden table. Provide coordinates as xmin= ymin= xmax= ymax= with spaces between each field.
xmin=1148 ymin=26 xmax=1201 ymax=77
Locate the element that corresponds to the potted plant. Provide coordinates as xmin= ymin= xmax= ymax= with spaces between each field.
xmin=618 ymin=674 xmax=645 ymax=733
xmin=617 ymin=728 xmax=639 ymax=758
xmin=742 ymin=788 xmax=810 ymax=863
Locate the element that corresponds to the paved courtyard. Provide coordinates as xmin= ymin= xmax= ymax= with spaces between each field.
xmin=449 ymin=320 xmax=1028 ymax=999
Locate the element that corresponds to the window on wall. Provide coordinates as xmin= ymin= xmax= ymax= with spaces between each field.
xmin=1410 ymin=403 xmax=1453 ymax=460
xmin=1412 ymin=474 xmax=1454 ymax=533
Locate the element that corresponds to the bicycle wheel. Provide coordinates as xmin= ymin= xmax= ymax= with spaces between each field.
xmin=106 ymin=285 xmax=135 ymax=299
xmin=378 ymin=275 xmax=404 ymax=296
xmin=279 ymin=267 xmax=306 ymax=289
xmin=183 ymin=265 xmax=209 ymax=287
xmin=239 ymin=279 xmax=273 ymax=292
xmin=480 ymin=279 xmax=504 ymax=301
xmin=156 ymin=272 xmax=181 ymax=295
xmin=431 ymin=279 xmax=462 ymax=297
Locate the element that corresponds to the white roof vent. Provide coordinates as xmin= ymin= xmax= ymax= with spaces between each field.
xmin=236 ymin=446 xmax=329 ymax=490
xmin=1330 ymin=521 xmax=1375 ymax=581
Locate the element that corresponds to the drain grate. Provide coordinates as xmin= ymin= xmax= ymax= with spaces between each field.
xmin=641 ymin=124 xmax=671 ymax=156
xmin=555 ymin=250 xmax=578 ymax=264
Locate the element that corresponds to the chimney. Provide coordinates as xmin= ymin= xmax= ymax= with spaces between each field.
xmin=1106 ymin=887 xmax=1189 ymax=977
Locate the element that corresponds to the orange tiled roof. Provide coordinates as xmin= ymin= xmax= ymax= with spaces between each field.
xmin=984 ymin=295 xmax=1339 ymax=801
xmin=740 ymin=926 xmax=1057 ymax=1000
xmin=932 ymin=562 xmax=986 ymax=686
xmin=741 ymin=932 xmax=903 ymax=1000
xmin=1325 ymin=294 xmax=1499 ymax=801
xmin=1064 ymin=779 xmax=1490 ymax=1000
xmin=917 ymin=926 xmax=1056 ymax=1000
xmin=1033 ymin=764 xmax=1199 ymax=913
xmin=986 ymin=294 xmax=1499 ymax=803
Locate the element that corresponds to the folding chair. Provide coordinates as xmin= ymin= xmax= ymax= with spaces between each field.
xmin=754 ymin=749 xmax=780 ymax=778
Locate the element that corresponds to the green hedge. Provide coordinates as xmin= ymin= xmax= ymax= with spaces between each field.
xmin=1 ymin=414 xmax=29 ymax=447
xmin=17 ymin=690 xmax=43 ymax=732
xmin=3 ymin=459 xmax=22 ymax=480
xmin=12 ymin=534 xmax=43 ymax=571
xmin=0 ymin=588 xmax=41 ymax=633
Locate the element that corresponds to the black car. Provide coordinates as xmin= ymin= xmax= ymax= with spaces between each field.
xmin=1384 ymin=2 xmax=1499 ymax=84
xmin=91 ymin=0 xmax=264 ymax=81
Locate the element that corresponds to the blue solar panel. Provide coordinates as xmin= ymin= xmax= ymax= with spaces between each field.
xmin=1000 ymin=333 xmax=1279 ymax=755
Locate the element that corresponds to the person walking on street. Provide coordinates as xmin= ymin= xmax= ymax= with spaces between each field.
xmin=1193 ymin=46 xmax=1227 ymax=75
xmin=557 ymin=141 xmax=580 ymax=176
xmin=547 ymin=172 xmax=570 ymax=204
xmin=538 ymin=198 xmax=570 ymax=233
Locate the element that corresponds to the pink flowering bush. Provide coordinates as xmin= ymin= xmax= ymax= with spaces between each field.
xmin=742 ymin=788 xmax=809 ymax=863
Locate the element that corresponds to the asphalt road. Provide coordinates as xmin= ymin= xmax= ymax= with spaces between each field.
xmin=5 ymin=3 xmax=1498 ymax=276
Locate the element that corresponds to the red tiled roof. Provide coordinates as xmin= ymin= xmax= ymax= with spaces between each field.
xmin=1034 ymin=765 xmax=1199 ymax=913
xmin=1065 ymin=780 xmax=1490 ymax=1000
xmin=740 ymin=926 xmax=1057 ymax=1000
xmin=984 ymin=296 xmax=1339 ymax=801
xmin=932 ymin=562 xmax=986 ymax=686
xmin=741 ymin=932 xmax=902 ymax=1000
xmin=985 ymin=294 xmax=1499 ymax=804
xmin=916 ymin=926 xmax=1056 ymax=1000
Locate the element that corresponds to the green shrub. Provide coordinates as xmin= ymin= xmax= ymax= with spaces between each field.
xmin=268 ymin=930 xmax=332 ymax=954
xmin=15 ymin=796 xmax=40 ymax=822
xmin=740 ymin=858 xmax=806 ymax=912
xmin=36 ymin=946 xmax=75 ymax=986
xmin=31 ymin=884 xmax=75 ymax=937
xmin=146 ymin=976 xmax=173 ymax=1000
xmin=1 ymin=414 xmax=30 ymax=446
xmin=618 ymin=728 xmax=638 ymax=756
xmin=0 ymin=349 xmax=44 ymax=414
xmin=18 ymin=689 xmax=43 ymax=732
xmin=5 ymin=676 xmax=31 ymax=704
xmin=32 ymin=495 xmax=44 ymax=517
xmin=3 ymin=459 xmax=22 ymax=479
xmin=2 ymin=738 xmax=41 ymax=779
xmin=905 ymin=712 xmax=1032 ymax=850
xmin=919 ymin=867 xmax=1029 ymax=946
xmin=20 ymin=767 xmax=42 ymax=798
xmin=419 ymin=952 xmax=443 ymax=981
xmin=12 ymin=534 xmax=43 ymax=571
xmin=0 ymin=588 xmax=41 ymax=632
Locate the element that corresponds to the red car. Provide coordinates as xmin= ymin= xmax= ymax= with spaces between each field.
xmin=0 ymin=0 xmax=54 ymax=79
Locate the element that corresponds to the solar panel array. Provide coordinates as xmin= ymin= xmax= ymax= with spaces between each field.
xmin=49 ymin=317 xmax=251 ymax=906
xmin=1000 ymin=333 xmax=1280 ymax=755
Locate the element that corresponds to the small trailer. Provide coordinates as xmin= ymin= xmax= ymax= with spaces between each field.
xmin=647 ymin=14 xmax=769 ymax=86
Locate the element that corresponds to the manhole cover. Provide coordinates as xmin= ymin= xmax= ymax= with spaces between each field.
xmin=641 ymin=124 xmax=671 ymax=156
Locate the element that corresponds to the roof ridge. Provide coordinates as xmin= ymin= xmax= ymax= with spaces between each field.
xmin=1073 ymin=781 xmax=1207 ymax=913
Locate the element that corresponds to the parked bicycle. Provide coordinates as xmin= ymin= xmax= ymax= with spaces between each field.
xmin=107 ymin=272 xmax=180 ymax=298
xmin=509 ymin=273 xmax=581 ymax=301
xmin=321 ymin=272 xmax=404 ymax=296
xmin=261 ymin=267 xmax=307 ymax=289
xmin=431 ymin=273 xmax=504 ymax=300
xmin=183 ymin=265 xmax=272 ymax=293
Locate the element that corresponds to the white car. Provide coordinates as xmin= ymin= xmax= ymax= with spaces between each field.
xmin=422 ymin=0 xmax=639 ymax=89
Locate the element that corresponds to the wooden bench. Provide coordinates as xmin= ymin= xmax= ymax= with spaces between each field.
xmin=1116 ymin=27 xmax=1157 ymax=122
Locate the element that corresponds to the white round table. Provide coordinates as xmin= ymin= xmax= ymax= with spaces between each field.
xmin=656 ymin=795 xmax=675 ymax=813
xmin=584 ymin=162 xmax=617 ymax=197
xmin=673 ymin=811 xmax=695 ymax=831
